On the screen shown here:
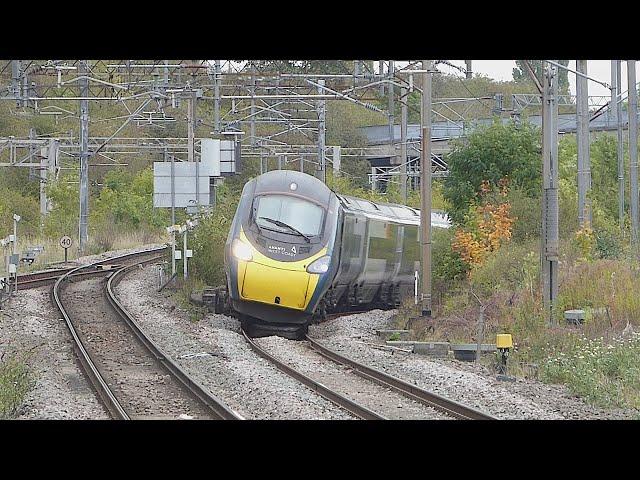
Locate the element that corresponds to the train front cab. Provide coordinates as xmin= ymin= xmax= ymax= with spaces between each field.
xmin=225 ymin=171 xmax=339 ymax=337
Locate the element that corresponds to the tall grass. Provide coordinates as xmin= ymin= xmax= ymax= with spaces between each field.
xmin=540 ymin=333 xmax=640 ymax=409
xmin=393 ymin=232 xmax=640 ymax=410
xmin=14 ymin=228 xmax=166 ymax=272
xmin=0 ymin=350 xmax=33 ymax=419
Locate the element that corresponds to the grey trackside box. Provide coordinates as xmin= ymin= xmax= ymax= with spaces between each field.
xmin=412 ymin=341 xmax=450 ymax=357
xmin=564 ymin=309 xmax=585 ymax=325
xmin=451 ymin=344 xmax=497 ymax=362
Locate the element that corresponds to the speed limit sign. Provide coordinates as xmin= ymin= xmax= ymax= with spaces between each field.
xmin=60 ymin=235 xmax=73 ymax=263
xmin=59 ymin=235 xmax=73 ymax=249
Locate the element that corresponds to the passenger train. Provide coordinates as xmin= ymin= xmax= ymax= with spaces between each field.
xmin=217 ymin=170 xmax=449 ymax=339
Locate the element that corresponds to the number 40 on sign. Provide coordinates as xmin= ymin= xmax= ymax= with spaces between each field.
xmin=59 ymin=235 xmax=73 ymax=263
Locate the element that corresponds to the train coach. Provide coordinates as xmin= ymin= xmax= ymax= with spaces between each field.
xmin=216 ymin=170 xmax=449 ymax=339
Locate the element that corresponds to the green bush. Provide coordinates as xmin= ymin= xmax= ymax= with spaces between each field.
xmin=444 ymin=119 xmax=541 ymax=224
xmin=43 ymin=176 xmax=80 ymax=239
xmin=189 ymin=182 xmax=239 ymax=286
xmin=0 ymin=352 xmax=33 ymax=419
xmin=433 ymin=228 xmax=468 ymax=296
xmin=594 ymin=229 xmax=623 ymax=259
xmin=507 ymin=187 xmax=541 ymax=243
xmin=470 ymin=240 xmax=539 ymax=298
xmin=0 ymin=188 xmax=40 ymax=238
xmin=93 ymin=167 xmax=169 ymax=230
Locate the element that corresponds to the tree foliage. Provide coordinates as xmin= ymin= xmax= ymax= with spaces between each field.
xmin=451 ymin=180 xmax=516 ymax=267
xmin=443 ymin=120 xmax=541 ymax=224
xmin=93 ymin=167 xmax=168 ymax=230
xmin=513 ymin=60 xmax=570 ymax=95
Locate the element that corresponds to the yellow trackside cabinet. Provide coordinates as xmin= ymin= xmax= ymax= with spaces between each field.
xmin=496 ymin=334 xmax=513 ymax=349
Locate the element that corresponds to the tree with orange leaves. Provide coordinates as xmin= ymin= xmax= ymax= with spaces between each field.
xmin=452 ymin=178 xmax=516 ymax=268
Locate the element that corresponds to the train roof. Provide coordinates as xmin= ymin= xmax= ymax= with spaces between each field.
xmin=336 ymin=194 xmax=450 ymax=228
xmin=253 ymin=170 xmax=332 ymax=206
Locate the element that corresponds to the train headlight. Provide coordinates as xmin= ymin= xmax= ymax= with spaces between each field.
xmin=306 ymin=255 xmax=330 ymax=274
xmin=232 ymin=239 xmax=253 ymax=262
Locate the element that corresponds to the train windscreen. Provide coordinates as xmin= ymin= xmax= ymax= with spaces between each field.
xmin=254 ymin=195 xmax=324 ymax=236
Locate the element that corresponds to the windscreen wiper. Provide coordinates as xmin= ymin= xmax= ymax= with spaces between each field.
xmin=258 ymin=217 xmax=311 ymax=243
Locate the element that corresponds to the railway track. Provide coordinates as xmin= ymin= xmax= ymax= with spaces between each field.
xmin=304 ymin=335 xmax=496 ymax=420
xmin=16 ymin=265 xmax=121 ymax=290
xmin=243 ymin=329 xmax=496 ymax=420
xmin=53 ymin=248 xmax=242 ymax=420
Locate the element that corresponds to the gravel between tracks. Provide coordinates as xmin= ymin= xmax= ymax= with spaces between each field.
xmin=61 ymin=276 xmax=217 ymax=419
xmin=254 ymin=336 xmax=449 ymax=419
xmin=0 ymin=287 xmax=108 ymax=419
xmin=0 ymin=244 xmax=167 ymax=419
xmin=115 ymin=265 xmax=353 ymax=420
xmin=309 ymin=310 xmax=639 ymax=419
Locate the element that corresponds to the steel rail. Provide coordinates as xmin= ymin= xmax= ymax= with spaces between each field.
xmin=106 ymin=263 xmax=243 ymax=420
xmin=51 ymin=249 xmax=166 ymax=420
xmin=15 ymin=266 xmax=123 ymax=290
xmin=241 ymin=329 xmax=386 ymax=420
xmin=304 ymin=335 xmax=497 ymax=420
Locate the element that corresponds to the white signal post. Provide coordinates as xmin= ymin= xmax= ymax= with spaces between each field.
xmin=1 ymin=236 xmax=10 ymax=295
xmin=13 ymin=214 xmax=20 ymax=256
xmin=167 ymin=219 xmax=198 ymax=281
xmin=166 ymin=224 xmax=181 ymax=277
xmin=183 ymin=219 xmax=198 ymax=280
xmin=180 ymin=224 xmax=188 ymax=279
xmin=12 ymin=214 xmax=20 ymax=293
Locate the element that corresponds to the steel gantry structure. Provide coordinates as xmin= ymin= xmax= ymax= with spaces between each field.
xmin=2 ymin=59 xmax=638 ymax=329
xmin=0 ymin=59 xmax=473 ymax=251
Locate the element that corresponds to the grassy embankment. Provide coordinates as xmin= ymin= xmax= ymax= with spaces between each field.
xmin=0 ymin=350 xmax=33 ymax=419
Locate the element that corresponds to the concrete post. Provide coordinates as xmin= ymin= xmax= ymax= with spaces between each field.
xmin=613 ymin=61 xmax=624 ymax=230
xmin=78 ymin=60 xmax=89 ymax=253
xmin=576 ymin=60 xmax=591 ymax=227
xmin=250 ymin=61 xmax=256 ymax=147
xmin=420 ymin=60 xmax=432 ymax=318
xmin=11 ymin=60 xmax=21 ymax=107
xmin=332 ymin=146 xmax=341 ymax=176
xmin=400 ymin=86 xmax=408 ymax=202
xmin=183 ymin=230 xmax=188 ymax=279
xmin=214 ymin=60 xmax=221 ymax=134
xmin=541 ymin=61 xmax=559 ymax=325
xmin=628 ymin=60 xmax=639 ymax=245
xmin=317 ymin=79 xmax=326 ymax=183
xmin=388 ymin=60 xmax=395 ymax=166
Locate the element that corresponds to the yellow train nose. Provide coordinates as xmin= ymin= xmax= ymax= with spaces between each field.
xmin=240 ymin=262 xmax=311 ymax=310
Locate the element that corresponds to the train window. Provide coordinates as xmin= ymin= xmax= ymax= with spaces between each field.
xmin=254 ymin=194 xmax=324 ymax=236
xmin=368 ymin=220 xmax=396 ymax=261
xmin=399 ymin=225 xmax=420 ymax=274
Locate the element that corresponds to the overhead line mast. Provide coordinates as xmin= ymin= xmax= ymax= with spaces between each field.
xmin=420 ymin=60 xmax=433 ymax=318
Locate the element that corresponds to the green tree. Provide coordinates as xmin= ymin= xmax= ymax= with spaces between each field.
xmin=513 ymin=60 xmax=570 ymax=95
xmin=443 ymin=120 xmax=541 ymax=224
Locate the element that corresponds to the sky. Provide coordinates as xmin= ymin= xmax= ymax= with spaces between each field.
xmin=445 ymin=60 xmax=637 ymax=98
